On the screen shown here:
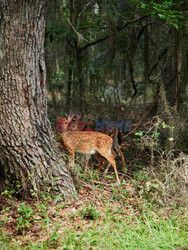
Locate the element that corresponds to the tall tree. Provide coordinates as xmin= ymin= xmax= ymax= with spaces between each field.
xmin=0 ymin=0 xmax=76 ymax=199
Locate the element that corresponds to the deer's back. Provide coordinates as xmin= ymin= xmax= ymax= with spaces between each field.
xmin=61 ymin=131 xmax=113 ymax=151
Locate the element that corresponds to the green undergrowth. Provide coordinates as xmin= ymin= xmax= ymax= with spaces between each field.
xmin=0 ymin=155 xmax=187 ymax=249
xmin=0 ymin=207 xmax=187 ymax=249
xmin=0 ymin=177 xmax=187 ymax=250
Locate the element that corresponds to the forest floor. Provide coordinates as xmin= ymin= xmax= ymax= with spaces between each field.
xmin=0 ymin=166 xmax=187 ymax=249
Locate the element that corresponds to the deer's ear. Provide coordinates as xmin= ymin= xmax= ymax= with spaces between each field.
xmin=77 ymin=113 xmax=81 ymax=120
xmin=110 ymin=129 xmax=118 ymax=138
xmin=68 ymin=113 xmax=75 ymax=121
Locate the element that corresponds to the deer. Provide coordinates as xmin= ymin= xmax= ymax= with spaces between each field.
xmin=60 ymin=114 xmax=120 ymax=183
xmin=67 ymin=114 xmax=126 ymax=173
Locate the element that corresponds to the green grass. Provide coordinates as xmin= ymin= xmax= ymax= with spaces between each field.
xmin=59 ymin=213 xmax=187 ymax=249
xmin=0 ymin=209 xmax=187 ymax=249
xmin=0 ymin=165 xmax=187 ymax=250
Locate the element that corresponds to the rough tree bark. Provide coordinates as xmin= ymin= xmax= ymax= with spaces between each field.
xmin=0 ymin=0 xmax=76 ymax=199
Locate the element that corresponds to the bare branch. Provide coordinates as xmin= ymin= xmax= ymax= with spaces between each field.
xmin=80 ymin=15 xmax=150 ymax=52
xmin=66 ymin=17 xmax=90 ymax=43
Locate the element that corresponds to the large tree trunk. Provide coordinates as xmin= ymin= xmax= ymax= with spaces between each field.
xmin=0 ymin=0 xmax=76 ymax=199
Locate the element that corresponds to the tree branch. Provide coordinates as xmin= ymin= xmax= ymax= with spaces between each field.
xmin=80 ymin=15 xmax=150 ymax=52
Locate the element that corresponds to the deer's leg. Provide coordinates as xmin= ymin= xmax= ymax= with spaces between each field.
xmin=67 ymin=149 xmax=75 ymax=170
xmin=98 ymin=150 xmax=120 ymax=183
xmin=119 ymin=149 xmax=126 ymax=171
xmin=95 ymin=153 xmax=106 ymax=171
xmin=103 ymin=150 xmax=116 ymax=176
xmin=103 ymin=163 xmax=111 ymax=176
xmin=84 ymin=155 xmax=90 ymax=175
xmin=120 ymin=150 xmax=126 ymax=170
xmin=107 ymin=156 xmax=120 ymax=183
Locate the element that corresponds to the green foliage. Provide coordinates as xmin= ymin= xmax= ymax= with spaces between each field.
xmin=0 ymin=174 xmax=187 ymax=249
xmin=110 ymin=183 xmax=131 ymax=201
xmin=80 ymin=204 xmax=99 ymax=220
xmin=35 ymin=202 xmax=51 ymax=227
xmin=130 ymin=0 xmax=187 ymax=28
xmin=45 ymin=229 xmax=61 ymax=249
xmin=35 ymin=211 xmax=188 ymax=249
xmin=2 ymin=187 xmax=14 ymax=199
xmin=135 ymin=118 xmax=176 ymax=150
xmin=16 ymin=202 xmax=34 ymax=232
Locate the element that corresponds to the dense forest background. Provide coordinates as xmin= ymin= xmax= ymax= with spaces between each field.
xmin=45 ymin=0 xmax=187 ymax=127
